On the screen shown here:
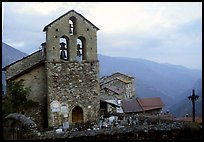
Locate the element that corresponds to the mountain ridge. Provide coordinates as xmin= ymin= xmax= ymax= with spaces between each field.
xmin=2 ymin=42 xmax=202 ymax=113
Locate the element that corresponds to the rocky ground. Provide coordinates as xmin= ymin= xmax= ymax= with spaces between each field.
xmin=24 ymin=117 xmax=202 ymax=140
xmin=3 ymin=113 xmax=202 ymax=140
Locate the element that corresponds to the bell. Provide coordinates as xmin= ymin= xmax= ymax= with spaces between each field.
xmin=77 ymin=44 xmax=81 ymax=50
xmin=60 ymin=50 xmax=67 ymax=59
xmin=77 ymin=50 xmax=81 ymax=57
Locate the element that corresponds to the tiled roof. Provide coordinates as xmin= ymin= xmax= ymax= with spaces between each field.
xmin=121 ymin=99 xmax=143 ymax=113
xmin=138 ymin=97 xmax=164 ymax=111
xmin=121 ymin=97 xmax=164 ymax=113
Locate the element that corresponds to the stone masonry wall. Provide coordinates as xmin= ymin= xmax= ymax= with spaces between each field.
xmin=45 ymin=11 xmax=98 ymax=62
xmin=14 ymin=64 xmax=47 ymax=105
xmin=10 ymin=64 xmax=47 ymax=129
xmin=46 ymin=61 xmax=100 ymax=127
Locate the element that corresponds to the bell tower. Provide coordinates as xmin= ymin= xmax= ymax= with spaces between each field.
xmin=43 ymin=10 xmax=100 ymax=127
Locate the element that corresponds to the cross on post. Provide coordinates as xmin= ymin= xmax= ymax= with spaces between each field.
xmin=188 ymin=89 xmax=199 ymax=122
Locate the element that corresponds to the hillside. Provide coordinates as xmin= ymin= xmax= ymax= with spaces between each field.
xmin=98 ymin=54 xmax=202 ymax=109
xmin=169 ymin=78 xmax=202 ymax=117
xmin=2 ymin=42 xmax=202 ymax=110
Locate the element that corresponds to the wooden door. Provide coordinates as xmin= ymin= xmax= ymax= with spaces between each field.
xmin=72 ymin=106 xmax=83 ymax=123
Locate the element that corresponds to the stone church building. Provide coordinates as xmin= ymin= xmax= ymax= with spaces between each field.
xmin=3 ymin=10 xmax=164 ymax=134
xmin=4 ymin=10 xmax=101 ymax=128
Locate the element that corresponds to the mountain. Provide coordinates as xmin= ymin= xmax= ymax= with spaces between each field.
xmin=169 ymin=78 xmax=202 ymax=117
xmin=2 ymin=42 xmax=27 ymax=68
xmin=2 ymin=42 xmax=28 ymax=94
xmin=98 ymin=54 xmax=202 ymax=109
xmin=2 ymin=43 xmax=202 ymax=111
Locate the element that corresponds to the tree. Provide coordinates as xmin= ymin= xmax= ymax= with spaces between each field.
xmin=2 ymin=79 xmax=38 ymax=117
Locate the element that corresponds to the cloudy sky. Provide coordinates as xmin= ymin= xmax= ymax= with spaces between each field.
xmin=2 ymin=2 xmax=202 ymax=70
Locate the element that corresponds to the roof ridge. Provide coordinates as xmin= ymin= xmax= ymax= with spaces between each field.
xmin=43 ymin=9 xmax=99 ymax=32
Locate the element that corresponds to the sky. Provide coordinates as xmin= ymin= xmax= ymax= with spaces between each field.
xmin=2 ymin=2 xmax=202 ymax=70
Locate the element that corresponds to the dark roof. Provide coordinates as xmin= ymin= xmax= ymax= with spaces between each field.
xmin=104 ymin=86 xmax=123 ymax=95
xmin=121 ymin=97 xmax=164 ymax=113
xmin=121 ymin=99 xmax=143 ymax=113
xmin=2 ymin=49 xmax=42 ymax=71
xmin=100 ymin=99 xmax=120 ymax=107
xmin=43 ymin=9 xmax=99 ymax=32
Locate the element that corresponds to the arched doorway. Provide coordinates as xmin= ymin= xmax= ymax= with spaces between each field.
xmin=72 ymin=106 xmax=83 ymax=123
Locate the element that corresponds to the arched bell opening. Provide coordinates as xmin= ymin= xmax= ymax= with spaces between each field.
xmin=60 ymin=36 xmax=69 ymax=61
xmin=76 ymin=36 xmax=86 ymax=62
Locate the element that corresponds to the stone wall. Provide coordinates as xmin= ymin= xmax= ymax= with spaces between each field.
xmin=7 ymin=64 xmax=48 ymax=129
xmin=13 ymin=64 xmax=47 ymax=105
xmin=46 ymin=61 xmax=100 ymax=127
xmin=100 ymin=88 xmax=123 ymax=100
xmin=44 ymin=10 xmax=98 ymax=62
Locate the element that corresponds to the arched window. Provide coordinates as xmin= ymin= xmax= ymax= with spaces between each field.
xmin=69 ymin=16 xmax=76 ymax=35
xmin=76 ymin=36 xmax=86 ymax=62
xmin=60 ymin=36 xmax=69 ymax=61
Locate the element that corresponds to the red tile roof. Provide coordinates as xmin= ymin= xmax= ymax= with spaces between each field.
xmin=121 ymin=97 xmax=164 ymax=113
xmin=138 ymin=97 xmax=164 ymax=111
xmin=121 ymin=99 xmax=143 ymax=113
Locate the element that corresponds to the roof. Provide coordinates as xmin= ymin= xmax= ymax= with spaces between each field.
xmin=112 ymin=72 xmax=134 ymax=79
xmin=116 ymin=77 xmax=131 ymax=84
xmin=43 ymin=9 xmax=99 ymax=32
xmin=121 ymin=99 xmax=143 ymax=113
xmin=121 ymin=97 xmax=164 ymax=113
xmin=100 ymin=99 xmax=121 ymax=107
xmin=3 ymin=50 xmax=45 ymax=80
xmin=100 ymin=77 xmax=132 ymax=87
xmin=138 ymin=97 xmax=164 ymax=111
xmin=103 ymin=86 xmax=123 ymax=95
xmin=2 ymin=49 xmax=42 ymax=70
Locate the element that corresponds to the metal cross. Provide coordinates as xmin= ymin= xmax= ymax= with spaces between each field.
xmin=188 ymin=89 xmax=199 ymax=122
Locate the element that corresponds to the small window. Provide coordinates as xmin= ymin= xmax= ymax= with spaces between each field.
xmin=69 ymin=16 xmax=76 ymax=35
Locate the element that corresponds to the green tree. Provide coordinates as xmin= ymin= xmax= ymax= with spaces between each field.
xmin=2 ymin=79 xmax=38 ymax=116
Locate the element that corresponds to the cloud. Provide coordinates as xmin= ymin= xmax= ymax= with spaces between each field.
xmin=2 ymin=2 xmax=202 ymax=70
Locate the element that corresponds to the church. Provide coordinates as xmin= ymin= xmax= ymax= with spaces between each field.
xmin=4 ymin=10 xmax=101 ymax=128
xmin=3 ymin=10 xmax=164 ymax=131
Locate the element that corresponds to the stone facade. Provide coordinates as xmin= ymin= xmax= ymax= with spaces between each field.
xmin=46 ymin=61 xmax=100 ymax=127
